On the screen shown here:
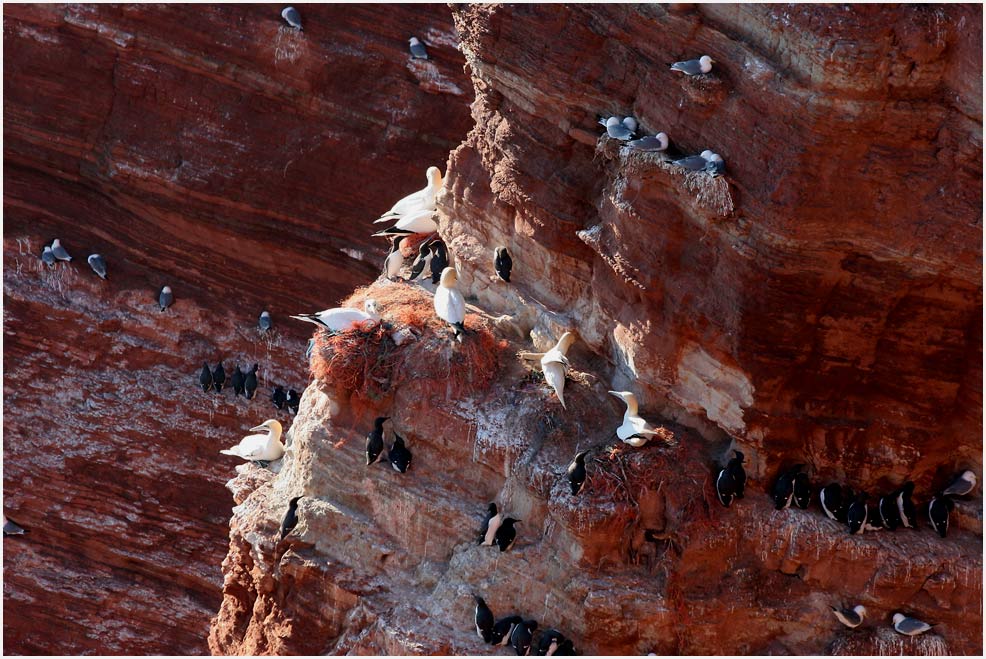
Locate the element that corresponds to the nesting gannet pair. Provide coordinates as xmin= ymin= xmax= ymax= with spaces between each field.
xmin=220 ymin=419 xmax=285 ymax=465
xmin=520 ymin=332 xmax=577 ymax=409
xmin=373 ymin=167 xmax=443 ymax=236
xmin=290 ymin=299 xmax=379 ymax=332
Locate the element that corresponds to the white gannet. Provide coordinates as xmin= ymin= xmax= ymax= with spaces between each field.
xmin=290 ymin=299 xmax=379 ymax=331
xmin=608 ymin=390 xmax=663 ymax=447
xmin=374 ymin=166 xmax=443 ymax=223
xmin=372 ymin=208 xmax=439 ymax=237
xmin=671 ymin=55 xmax=715 ymax=75
xmin=220 ymin=419 xmax=285 ymax=464
xmin=542 ymin=332 xmax=576 ymax=409
xmin=434 ymin=266 xmax=466 ymax=341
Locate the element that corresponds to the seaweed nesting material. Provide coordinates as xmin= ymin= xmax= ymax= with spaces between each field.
xmin=590 ymin=436 xmax=678 ymax=505
xmin=309 ymin=282 xmax=509 ymax=404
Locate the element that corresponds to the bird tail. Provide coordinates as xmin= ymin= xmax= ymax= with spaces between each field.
xmin=289 ymin=314 xmax=323 ymax=327
xmin=372 ymin=229 xmax=414 ymax=237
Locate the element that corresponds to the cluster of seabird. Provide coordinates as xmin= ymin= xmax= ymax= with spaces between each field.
xmin=38 ymin=237 xmax=117 ymax=280
xmin=768 ymin=465 xmax=975 ymax=539
xmin=198 ymin=361 xmax=264 ymax=401
xmin=281 ymin=6 xmax=429 ymax=61
xmin=364 ymin=417 xmax=412 ymax=473
xmin=271 ymin=386 xmax=301 ymax=414
xmin=473 ymin=596 xmax=577 ymax=655
xmin=597 ymin=55 xmax=726 ymax=176
xmin=830 ymin=604 xmax=936 ymax=637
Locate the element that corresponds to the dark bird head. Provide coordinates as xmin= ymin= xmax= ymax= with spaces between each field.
xmin=503 ymin=517 xmax=520 ymax=526
xmin=857 ymin=491 xmax=869 ymax=502
xmin=473 ymin=594 xmax=486 ymax=606
xmin=251 ymin=363 xmax=259 ymax=373
xmin=374 ymin=416 xmax=390 ymax=428
xmin=417 ymin=242 xmax=430 ymax=256
xmin=733 ymin=450 xmax=744 ymax=462
xmin=525 ymin=619 xmax=538 ymax=631
xmin=487 ymin=502 xmax=498 ymax=515
xmin=937 ymin=495 xmax=955 ymax=512
xmin=901 ymin=481 xmax=915 ymax=497
xmin=574 ymin=450 xmax=589 ymax=464
xmin=289 ymin=496 xmax=302 ymax=506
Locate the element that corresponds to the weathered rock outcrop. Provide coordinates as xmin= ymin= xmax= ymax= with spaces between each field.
xmin=208 ymin=4 xmax=981 ymax=657
xmin=3 ymin=3 xmax=471 ymax=654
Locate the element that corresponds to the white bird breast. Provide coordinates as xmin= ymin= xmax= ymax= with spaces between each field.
xmin=434 ymin=286 xmax=465 ymax=324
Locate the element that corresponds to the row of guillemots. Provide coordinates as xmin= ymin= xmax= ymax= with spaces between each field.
xmin=208 ymin=17 xmax=976 ymax=652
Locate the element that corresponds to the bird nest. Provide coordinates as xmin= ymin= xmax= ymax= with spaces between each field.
xmin=310 ymin=282 xmax=508 ymax=404
xmin=589 ymin=430 xmax=677 ymax=506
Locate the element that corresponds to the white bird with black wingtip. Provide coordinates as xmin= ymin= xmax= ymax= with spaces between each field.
xmin=608 ymin=390 xmax=665 ymax=447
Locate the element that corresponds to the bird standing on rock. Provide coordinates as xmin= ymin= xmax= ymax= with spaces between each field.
xmin=366 ymin=416 xmax=389 ymax=466
xmin=280 ymin=496 xmax=302 ymax=540
xmin=510 ymin=619 xmax=538 ymax=656
xmin=490 ymin=616 xmax=523 ymax=646
xmin=892 ymin=613 xmax=932 ymax=636
xmin=231 ymin=364 xmax=245 ymax=397
xmin=50 ymin=238 xmax=72 ymax=261
xmin=567 ymin=450 xmax=590 ymax=496
xmin=199 ymin=363 xmax=213 ymax=392
xmin=408 ymin=36 xmax=428 ymax=59
xmin=87 ymin=254 xmax=107 ymax=279
xmin=847 ymin=492 xmax=869 ymax=535
xmin=286 ymin=388 xmax=300 ymax=414
xmin=792 ymin=472 xmax=811 ymax=509
xmin=271 ymin=386 xmax=287 ymax=410
xmin=429 ymin=241 xmax=449 ymax=284
xmin=478 ymin=502 xmax=502 ymax=545
xmin=212 ymin=361 xmax=226 ymax=393
xmin=473 ymin=595 xmax=495 ymax=643
xmin=259 ymin=310 xmax=273 ymax=333
xmin=671 ymin=54 xmax=715 ymax=75
xmin=493 ymin=517 xmax=520 ymax=552
xmin=159 ymin=286 xmax=174 ymax=311
xmin=281 ymin=6 xmax=302 ymax=30
xmin=715 ymin=450 xmax=746 ymax=507
xmin=494 ymin=246 xmax=512 ymax=282
xmin=434 ymin=267 xmax=466 ymax=341
xmin=928 ymin=495 xmax=954 ymax=538
xmin=244 ymin=363 xmax=259 ymax=400
xmin=408 ymin=242 xmax=433 ymax=281
xmin=383 ymin=235 xmax=406 ymax=280
xmin=388 ymin=433 xmax=412 ymax=473
xmin=771 ymin=464 xmax=804 ymax=510
xmin=41 ymin=245 xmax=56 ymax=267
xmin=896 ymin=481 xmax=917 ymax=529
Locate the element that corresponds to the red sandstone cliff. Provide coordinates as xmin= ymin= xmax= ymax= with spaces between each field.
xmin=3 ymin=3 xmax=982 ymax=657
xmin=3 ymin=3 xmax=472 ymax=654
xmin=208 ymin=4 xmax=982 ymax=656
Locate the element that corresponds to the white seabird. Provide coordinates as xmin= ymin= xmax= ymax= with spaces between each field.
xmin=892 ymin=613 xmax=932 ymax=636
xmin=51 ymin=238 xmax=72 ymax=261
xmin=290 ymin=299 xmax=379 ymax=331
xmin=87 ymin=254 xmax=107 ymax=279
xmin=409 ymin=36 xmax=429 ymax=59
xmin=608 ymin=391 xmax=663 ymax=447
xmin=374 ymin=166 xmax=443 ymax=222
xmin=627 ymin=133 xmax=669 ymax=152
xmin=220 ymin=419 xmax=285 ymax=463
xmin=831 ymin=605 xmax=866 ymax=629
xmin=539 ymin=332 xmax=576 ymax=409
xmin=671 ymin=55 xmax=714 ymax=75
xmin=601 ymin=116 xmax=633 ymax=141
xmin=434 ymin=266 xmax=466 ymax=341
xmin=942 ymin=470 xmax=977 ymax=496
xmin=281 ymin=6 xmax=302 ymax=30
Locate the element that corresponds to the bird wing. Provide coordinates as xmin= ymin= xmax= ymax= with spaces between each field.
xmin=671 ymin=59 xmax=702 ymax=75
xmin=384 ymin=188 xmax=427 ymax=217
xmin=395 ymin=209 xmax=439 ymax=233
xmin=897 ymin=618 xmax=931 ymax=635
xmin=314 ymin=308 xmax=374 ymax=331
xmin=221 ymin=433 xmax=265 ymax=458
xmin=541 ymin=347 xmax=570 ymax=367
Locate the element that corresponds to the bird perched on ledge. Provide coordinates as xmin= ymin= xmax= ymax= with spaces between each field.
xmin=671 ymin=54 xmax=715 ymax=75
xmin=608 ymin=391 xmax=664 ymax=446
xmin=220 ymin=419 xmax=284 ymax=466
xmin=434 ymin=267 xmax=466 ymax=341
xmin=290 ymin=299 xmax=379 ymax=332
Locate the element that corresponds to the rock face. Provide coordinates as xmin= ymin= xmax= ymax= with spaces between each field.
xmin=208 ymin=4 xmax=981 ymax=657
xmin=2 ymin=3 xmax=471 ymax=655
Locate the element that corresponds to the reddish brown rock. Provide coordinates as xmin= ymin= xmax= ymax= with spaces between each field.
xmin=210 ymin=3 xmax=980 ymax=657
xmin=3 ymin=3 xmax=471 ymax=654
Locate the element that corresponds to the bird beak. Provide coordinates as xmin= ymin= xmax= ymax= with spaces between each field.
xmin=250 ymin=424 xmax=268 ymax=432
